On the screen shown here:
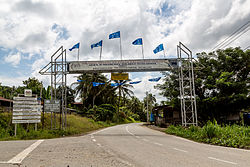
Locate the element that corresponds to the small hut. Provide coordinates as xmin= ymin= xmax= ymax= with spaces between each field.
xmin=152 ymin=105 xmax=181 ymax=127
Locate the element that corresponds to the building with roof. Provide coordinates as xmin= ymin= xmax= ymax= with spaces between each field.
xmin=0 ymin=96 xmax=13 ymax=112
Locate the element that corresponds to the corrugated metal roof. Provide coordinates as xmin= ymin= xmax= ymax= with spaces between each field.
xmin=0 ymin=96 xmax=13 ymax=103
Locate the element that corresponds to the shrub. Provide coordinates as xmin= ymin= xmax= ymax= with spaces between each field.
xmin=202 ymin=120 xmax=219 ymax=139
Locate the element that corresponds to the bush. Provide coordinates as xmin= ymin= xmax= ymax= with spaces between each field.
xmin=165 ymin=121 xmax=250 ymax=149
xmin=202 ymin=120 xmax=219 ymax=139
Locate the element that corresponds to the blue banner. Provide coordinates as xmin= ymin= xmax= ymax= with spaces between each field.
xmin=110 ymin=83 xmax=124 ymax=86
xmin=92 ymin=82 xmax=105 ymax=87
xmin=111 ymin=83 xmax=119 ymax=87
xmin=69 ymin=42 xmax=80 ymax=51
xmin=148 ymin=77 xmax=161 ymax=82
xmin=132 ymin=38 xmax=142 ymax=45
xmin=129 ymin=81 xmax=141 ymax=84
xmin=153 ymin=44 xmax=164 ymax=54
xmin=109 ymin=31 xmax=120 ymax=39
xmin=91 ymin=40 xmax=103 ymax=49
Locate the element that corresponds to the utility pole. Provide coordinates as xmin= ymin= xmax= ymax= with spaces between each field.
xmin=146 ymin=91 xmax=149 ymax=123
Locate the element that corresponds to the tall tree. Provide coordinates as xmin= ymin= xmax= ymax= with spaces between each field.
xmin=73 ymin=73 xmax=116 ymax=108
xmin=156 ymin=47 xmax=250 ymax=123
xmin=23 ymin=77 xmax=43 ymax=95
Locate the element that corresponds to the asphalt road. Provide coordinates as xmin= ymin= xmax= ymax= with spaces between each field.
xmin=0 ymin=123 xmax=249 ymax=167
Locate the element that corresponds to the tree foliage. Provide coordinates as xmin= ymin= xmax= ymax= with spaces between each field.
xmin=156 ymin=47 xmax=250 ymax=123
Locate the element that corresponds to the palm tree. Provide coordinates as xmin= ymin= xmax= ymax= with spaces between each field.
xmin=113 ymin=80 xmax=134 ymax=113
xmin=73 ymin=73 xmax=112 ymax=108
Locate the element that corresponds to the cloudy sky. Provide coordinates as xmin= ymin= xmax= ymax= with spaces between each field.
xmin=0 ymin=0 xmax=250 ymax=102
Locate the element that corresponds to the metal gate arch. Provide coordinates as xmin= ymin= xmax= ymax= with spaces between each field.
xmin=39 ymin=42 xmax=199 ymax=127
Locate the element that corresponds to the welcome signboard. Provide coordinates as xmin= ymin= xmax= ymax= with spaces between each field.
xmin=68 ymin=59 xmax=178 ymax=73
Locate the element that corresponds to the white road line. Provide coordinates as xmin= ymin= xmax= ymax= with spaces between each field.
xmin=92 ymin=139 xmax=96 ymax=142
xmin=135 ymin=136 xmax=140 ymax=139
xmin=0 ymin=161 xmax=8 ymax=164
xmin=173 ymin=148 xmax=188 ymax=153
xmin=97 ymin=143 xmax=102 ymax=147
xmin=142 ymin=139 xmax=149 ymax=142
xmin=7 ymin=140 xmax=44 ymax=164
xmin=90 ymin=135 xmax=94 ymax=139
xmin=125 ymin=125 xmax=134 ymax=136
xmin=153 ymin=142 xmax=163 ymax=146
xmin=91 ymin=126 xmax=112 ymax=135
xmin=208 ymin=157 xmax=237 ymax=165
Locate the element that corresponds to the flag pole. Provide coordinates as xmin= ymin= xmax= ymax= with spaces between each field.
xmin=77 ymin=44 xmax=80 ymax=61
xmin=119 ymin=35 xmax=123 ymax=60
xmin=163 ymin=46 xmax=166 ymax=58
xmin=142 ymin=42 xmax=145 ymax=59
xmin=100 ymin=45 xmax=102 ymax=60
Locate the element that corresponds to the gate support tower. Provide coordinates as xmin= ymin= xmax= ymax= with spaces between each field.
xmin=177 ymin=42 xmax=198 ymax=126
xmin=39 ymin=46 xmax=67 ymax=129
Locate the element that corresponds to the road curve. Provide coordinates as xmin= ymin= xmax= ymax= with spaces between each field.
xmin=0 ymin=123 xmax=249 ymax=167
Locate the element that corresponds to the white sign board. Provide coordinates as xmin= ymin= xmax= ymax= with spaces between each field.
xmin=24 ymin=89 xmax=32 ymax=97
xmin=68 ymin=59 xmax=178 ymax=73
xmin=44 ymin=100 xmax=60 ymax=113
xmin=12 ymin=96 xmax=41 ymax=124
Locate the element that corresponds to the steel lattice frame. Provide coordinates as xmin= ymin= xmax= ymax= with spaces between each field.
xmin=177 ymin=42 xmax=198 ymax=126
xmin=39 ymin=46 xmax=67 ymax=129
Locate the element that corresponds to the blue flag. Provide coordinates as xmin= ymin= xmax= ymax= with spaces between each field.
xmin=129 ymin=81 xmax=141 ymax=84
xmin=132 ymin=38 xmax=143 ymax=45
xmin=91 ymin=40 xmax=103 ymax=49
xmin=148 ymin=77 xmax=161 ymax=82
xmin=69 ymin=42 xmax=80 ymax=51
xmin=153 ymin=44 xmax=164 ymax=54
xmin=111 ymin=83 xmax=119 ymax=87
xmin=92 ymin=82 xmax=105 ymax=87
xmin=109 ymin=31 xmax=120 ymax=39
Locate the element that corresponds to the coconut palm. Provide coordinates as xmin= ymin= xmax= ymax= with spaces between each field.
xmin=112 ymin=80 xmax=134 ymax=113
xmin=73 ymin=73 xmax=111 ymax=108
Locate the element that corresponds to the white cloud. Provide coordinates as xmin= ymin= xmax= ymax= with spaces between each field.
xmin=1 ymin=0 xmax=250 ymax=102
xmin=4 ymin=52 xmax=21 ymax=67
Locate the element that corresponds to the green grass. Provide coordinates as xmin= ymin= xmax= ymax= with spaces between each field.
xmin=0 ymin=112 xmax=132 ymax=141
xmin=165 ymin=121 xmax=250 ymax=149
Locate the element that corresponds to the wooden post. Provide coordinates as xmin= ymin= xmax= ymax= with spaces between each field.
xmin=15 ymin=124 xmax=17 ymax=136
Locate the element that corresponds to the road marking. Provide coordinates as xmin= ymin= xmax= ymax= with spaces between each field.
xmin=97 ymin=143 xmax=101 ymax=147
xmin=125 ymin=125 xmax=135 ymax=136
xmin=135 ymin=136 xmax=140 ymax=139
xmin=92 ymin=139 xmax=96 ymax=142
xmin=7 ymin=140 xmax=44 ymax=164
xmin=90 ymin=135 xmax=94 ymax=139
xmin=154 ymin=142 xmax=163 ymax=146
xmin=173 ymin=148 xmax=188 ymax=153
xmin=208 ymin=157 xmax=237 ymax=165
xmin=142 ymin=139 xmax=149 ymax=142
xmin=0 ymin=161 xmax=8 ymax=164
xmin=91 ymin=126 xmax=113 ymax=135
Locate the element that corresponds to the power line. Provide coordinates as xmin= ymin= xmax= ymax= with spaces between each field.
xmin=212 ymin=20 xmax=250 ymax=51
xmin=220 ymin=26 xmax=250 ymax=49
xmin=244 ymin=45 xmax=250 ymax=50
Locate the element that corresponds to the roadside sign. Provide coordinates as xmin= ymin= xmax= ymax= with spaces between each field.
xmin=24 ymin=89 xmax=32 ymax=97
xmin=111 ymin=73 xmax=129 ymax=80
xmin=12 ymin=94 xmax=41 ymax=124
xmin=44 ymin=100 xmax=60 ymax=113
